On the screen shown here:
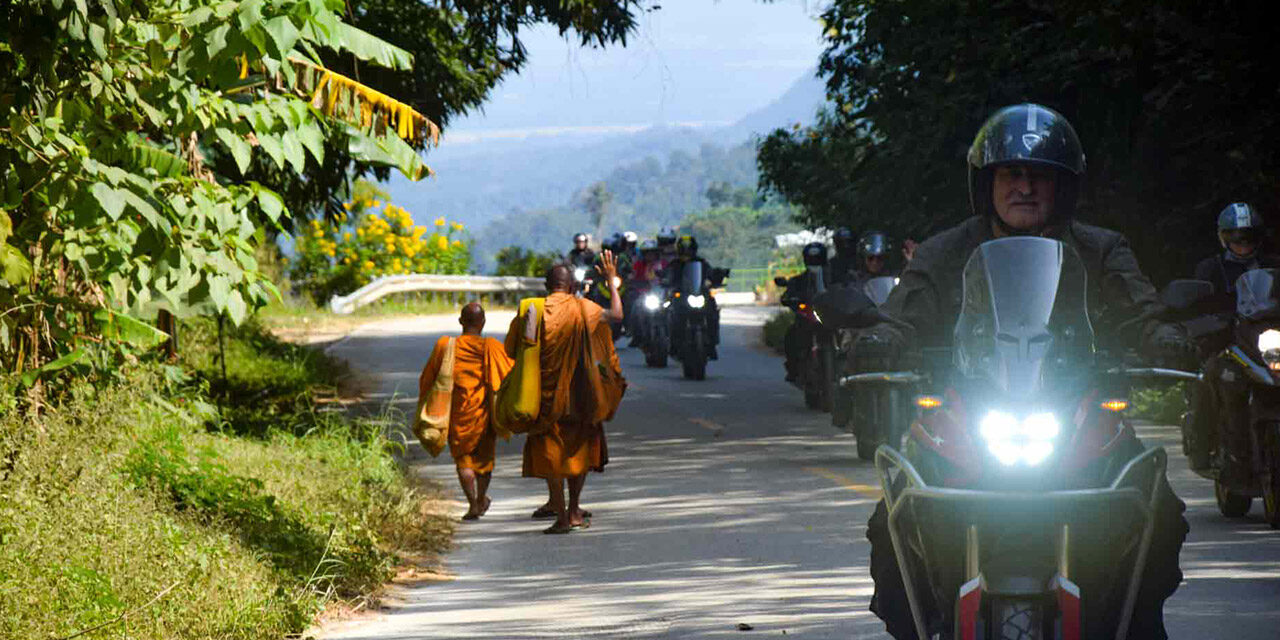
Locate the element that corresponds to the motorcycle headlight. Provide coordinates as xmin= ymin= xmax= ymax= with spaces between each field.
xmin=979 ymin=410 xmax=1059 ymax=466
xmin=687 ymin=294 xmax=706 ymax=309
xmin=574 ymin=267 xmax=587 ymax=281
xmin=1259 ymin=329 xmax=1280 ymax=371
xmin=643 ymin=294 xmax=661 ymax=311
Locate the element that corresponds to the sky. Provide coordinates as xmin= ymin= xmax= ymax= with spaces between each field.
xmin=440 ymin=0 xmax=828 ymax=144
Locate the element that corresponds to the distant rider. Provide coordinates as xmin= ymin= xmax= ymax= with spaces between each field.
xmin=852 ymin=230 xmax=895 ymax=284
xmin=862 ymin=103 xmax=1187 ymax=640
xmin=1187 ymin=203 xmax=1280 ymax=475
xmin=664 ymin=235 xmax=722 ymax=359
xmin=828 ymin=227 xmax=860 ymax=285
xmin=567 ymin=232 xmax=595 ymax=269
xmin=781 ymin=241 xmax=830 ymax=382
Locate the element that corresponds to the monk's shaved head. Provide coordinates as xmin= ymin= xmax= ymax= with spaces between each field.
xmin=546 ymin=264 xmax=574 ymax=293
xmin=459 ymin=301 xmax=485 ymax=333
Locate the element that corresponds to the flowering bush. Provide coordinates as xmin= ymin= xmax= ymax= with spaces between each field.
xmin=290 ymin=197 xmax=471 ymax=304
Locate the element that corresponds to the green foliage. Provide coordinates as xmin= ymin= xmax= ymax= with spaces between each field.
xmin=763 ymin=310 xmax=793 ymax=353
xmin=475 ymin=141 xmax=763 ymax=264
xmin=494 ymin=245 xmax=560 ymax=277
xmin=0 ymin=0 xmax=443 ymax=398
xmin=677 ymin=203 xmax=803 ymax=268
xmin=1130 ymin=383 xmax=1186 ymax=424
xmin=0 ymin=324 xmax=449 ymax=638
xmin=288 ymin=188 xmax=472 ymax=304
xmin=758 ymin=0 xmax=1280 ymax=283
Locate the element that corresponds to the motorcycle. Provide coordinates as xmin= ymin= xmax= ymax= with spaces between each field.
xmin=669 ymin=261 xmax=727 ymax=380
xmin=1182 ymin=268 xmax=1280 ymax=527
xmin=572 ymin=264 xmax=593 ymax=298
xmin=846 ymin=237 xmax=1185 ymax=640
xmin=778 ymin=268 xmax=837 ymax=411
xmin=833 ymin=275 xmax=906 ymax=460
xmin=638 ymin=285 xmax=670 ymax=367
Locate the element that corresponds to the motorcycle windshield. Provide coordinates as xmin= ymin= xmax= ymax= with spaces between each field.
xmin=954 ymin=237 xmax=1093 ymax=397
xmin=1236 ymin=269 xmax=1280 ymax=320
xmin=682 ymin=261 xmax=704 ymax=296
xmin=863 ymin=276 xmax=896 ymax=306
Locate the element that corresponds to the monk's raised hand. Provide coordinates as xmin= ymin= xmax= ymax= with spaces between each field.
xmin=601 ymin=250 xmax=618 ymax=282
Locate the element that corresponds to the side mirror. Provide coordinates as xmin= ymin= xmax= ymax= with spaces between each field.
xmin=773 ymin=276 xmax=788 ymax=287
xmin=1160 ymin=279 xmax=1215 ymax=311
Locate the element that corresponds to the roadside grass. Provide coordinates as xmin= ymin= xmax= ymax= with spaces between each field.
xmin=0 ymin=316 xmax=450 ymax=639
xmin=763 ymin=309 xmax=793 ymax=353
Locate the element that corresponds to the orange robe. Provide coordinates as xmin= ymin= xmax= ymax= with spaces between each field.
xmin=505 ymin=292 xmax=623 ymax=478
xmin=418 ymin=334 xmax=513 ymax=474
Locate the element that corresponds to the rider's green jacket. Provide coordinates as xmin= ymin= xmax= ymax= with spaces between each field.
xmin=881 ymin=215 xmax=1162 ymax=350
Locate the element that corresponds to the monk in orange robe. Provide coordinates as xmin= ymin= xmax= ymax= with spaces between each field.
xmin=419 ymin=302 xmax=513 ymax=521
xmin=506 ymin=254 xmax=625 ymax=534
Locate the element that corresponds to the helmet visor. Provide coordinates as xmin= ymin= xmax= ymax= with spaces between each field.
xmin=1223 ymin=228 xmax=1262 ymax=246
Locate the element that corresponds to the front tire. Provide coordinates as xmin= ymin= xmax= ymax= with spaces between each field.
xmin=856 ymin=436 xmax=878 ymax=462
xmin=993 ymin=599 xmax=1042 ymax=640
xmin=1215 ymin=479 xmax=1252 ymax=517
xmin=682 ymin=326 xmax=707 ymax=380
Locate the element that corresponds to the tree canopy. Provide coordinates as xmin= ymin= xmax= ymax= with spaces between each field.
xmin=757 ymin=0 xmax=1280 ymax=283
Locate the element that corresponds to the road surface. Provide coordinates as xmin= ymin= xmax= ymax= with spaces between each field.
xmin=321 ymin=307 xmax=1280 ymax=639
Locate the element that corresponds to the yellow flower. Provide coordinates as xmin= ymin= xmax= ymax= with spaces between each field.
xmin=362 ymin=260 xmax=375 ymax=271
xmin=343 ymin=232 xmax=352 ymax=242
xmin=452 ymin=239 xmax=463 ymax=247
xmin=452 ymin=222 xmax=464 ymax=231
xmin=434 ymin=217 xmax=446 ymax=227
xmin=342 ymin=202 xmax=351 ymax=211
xmin=437 ymin=235 xmax=448 ymax=251
xmin=372 ymin=200 xmax=381 ymax=208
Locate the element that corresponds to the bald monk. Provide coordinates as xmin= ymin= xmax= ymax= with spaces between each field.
xmin=506 ymin=253 xmax=625 ymax=534
xmin=419 ymin=302 xmax=513 ymax=521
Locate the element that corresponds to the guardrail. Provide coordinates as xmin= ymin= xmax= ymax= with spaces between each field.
xmin=329 ymin=274 xmax=545 ymax=314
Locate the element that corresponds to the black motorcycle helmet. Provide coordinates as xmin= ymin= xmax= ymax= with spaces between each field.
xmin=968 ymin=103 xmax=1085 ymax=233
xmin=833 ymin=227 xmax=857 ymax=256
xmin=1218 ymin=202 xmax=1265 ymax=251
xmin=802 ymin=241 xmax=828 ymax=267
xmin=573 ymin=232 xmax=589 ymax=248
xmin=676 ymin=235 xmax=699 ymax=259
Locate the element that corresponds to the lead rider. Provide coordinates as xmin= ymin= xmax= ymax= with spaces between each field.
xmin=864 ymin=103 xmax=1189 ymax=639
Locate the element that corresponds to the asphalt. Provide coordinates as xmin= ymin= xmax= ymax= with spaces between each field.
xmin=319 ymin=307 xmax=1280 ymax=640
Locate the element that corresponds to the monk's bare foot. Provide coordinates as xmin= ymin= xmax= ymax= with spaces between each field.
xmin=531 ymin=503 xmax=557 ymax=519
xmin=571 ymin=508 xmax=592 ymax=521
xmin=461 ymin=508 xmax=480 ymax=522
xmin=478 ymin=495 xmax=491 ymax=517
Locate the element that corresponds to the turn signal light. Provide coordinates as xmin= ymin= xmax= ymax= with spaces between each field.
xmin=798 ymin=303 xmax=808 ymax=310
xmin=1100 ymin=399 xmax=1129 ymax=413
xmin=915 ymin=395 xmax=944 ymax=410
xmin=1269 ymin=361 xmax=1280 ymax=372
xmin=674 ymin=291 xmax=681 ymax=298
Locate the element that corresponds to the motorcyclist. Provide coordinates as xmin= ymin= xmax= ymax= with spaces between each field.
xmin=863 ymin=103 xmax=1187 ymax=640
xmin=1187 ymin=203 xmax=1280 ymax=475
xmin=781 ymin=241 xmax=830 ymax=382
xmin=567 ymin=232 xmax=595 ymax=269
xmin=829 ymin=227 xmax=860 ymax=284
xmin=664 ymin=235 xmax=722 ymax=359
xmin=656 ymin=226 xmax=678 ymax=262
xmin=852 ymin=230 xmax=895 ymax=284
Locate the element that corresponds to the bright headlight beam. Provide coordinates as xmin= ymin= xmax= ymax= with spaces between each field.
xmin=643 ymin=294 xmax=661 ymax=311
xmin=1259 ymin=329 xmax=1280 ymax=353
xmin=574 ymin=267 xmax=587 ymax=281
xmin=979 ymin=410 xmax=1059 ymax=466
xmin=688 ymin=295 xmax=706 ymax=309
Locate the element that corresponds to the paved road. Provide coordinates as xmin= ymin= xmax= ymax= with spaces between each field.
xmin=322 ymin=307 xmax=1280 ymax=639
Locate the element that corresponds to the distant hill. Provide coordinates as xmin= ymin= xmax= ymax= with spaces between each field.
xmin=723 ymin=70 xmax=826 ymax=141
xmin=378 ymin=69 xmax=828 ymax=269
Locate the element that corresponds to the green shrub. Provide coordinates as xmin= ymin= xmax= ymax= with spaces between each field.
xmin=0 ymin=321 xmax=450 ymax=639
xmin=763 ymin=310 xmax=793 ymax=353
xmin=1129 ymin=382 xmax=1186 ymax=424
